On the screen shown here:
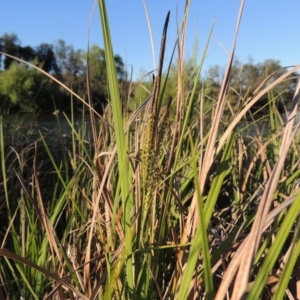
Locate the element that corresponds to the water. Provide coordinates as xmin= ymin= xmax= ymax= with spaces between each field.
xmin=3 ymin=111 xmax=300 ymax=148
xmin=2 ymin=113 xmax=94 ymax=147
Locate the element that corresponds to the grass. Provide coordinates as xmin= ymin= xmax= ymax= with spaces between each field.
xmin=1 ymin=0 xmax=300 ymax=299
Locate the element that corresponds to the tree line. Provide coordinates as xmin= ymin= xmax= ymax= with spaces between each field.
xmin=133 ymin=58 xmax=298 ymax=117
xmin=204 ymin=58 xmax=298 ymax=113
xmin=0 ymin=32 xmax=298 ymax=115
xmin=0 ymin=33 xmax=126 ymax=113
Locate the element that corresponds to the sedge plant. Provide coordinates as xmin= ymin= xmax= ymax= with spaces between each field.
xmin=1 ymin=0 xmax=300 ymax=299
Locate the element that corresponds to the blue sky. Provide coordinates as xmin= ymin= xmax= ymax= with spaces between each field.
xmin=1 ymin=1 xmax=300 ymax=79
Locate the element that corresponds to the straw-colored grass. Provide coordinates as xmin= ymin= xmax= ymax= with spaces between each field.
xmin=1 ymin=0 xmax=300 ymax=299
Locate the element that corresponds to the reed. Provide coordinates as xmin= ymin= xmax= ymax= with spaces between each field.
xmin=1 ymin=0 xmax=300 ymax=299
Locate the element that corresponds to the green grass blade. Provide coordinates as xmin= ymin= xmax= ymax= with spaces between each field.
xmin=98 ymin=0 xmax=133 ymax=295
xmin=247 ymin=192 xmax=300 ymax=299
xmin=0 ymin=116 xmax=9 ymax=210
xmin=272 ymin=217 xmax=300 ymax=299
xmin=178 ymin=135 xmax=215 ymax=300
xmin=191 ymin=136 xmax=214 ymax=299
xmin=204 ymin=133 xmax=234 ymax=224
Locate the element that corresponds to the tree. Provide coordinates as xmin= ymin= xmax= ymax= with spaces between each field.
xmin=81 ymin=45 xmax=126 ymax=111
xmin=0 ymin=61 xmax=60 ymax=113
xmin=35 ymin=43 xmax=59 ymax=73
xmin=130 ymin=58 xmax=202 ymax=116
xmin=54 ymin=39 xmax=68 ymax=75
xmin=0 ymin=34 xmax=128 ymax=114
xmin=203 ymin=59 xmax=298 ymax=111
xmin=0 ymin=33 xmax=20 ymax=69
xmin=53 ymin=40 xmax=86 ymax=94
xmin=86 ymin=45 xmax=107 ymax=93
xmin=18 ymin=45 xmax=36 ymax=62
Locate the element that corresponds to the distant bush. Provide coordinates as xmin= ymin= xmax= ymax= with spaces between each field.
xmin=0 ymin=61 xmax=60 ymax=113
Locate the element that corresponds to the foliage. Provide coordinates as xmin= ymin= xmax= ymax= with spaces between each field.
xmin=0 ymin=34 xmax=126 ymax=114
xmin=132 ymin=58 xmax=298 ymax=119
xmin=204 ymin=58 xmax=298 ymax=111
xmin=35 ymin=43 xmax=59 ymax=73
xmin=131 ymin=58 xmax=203 ymax=116
xmin=87 ymin=45 xmax=120 ymax=93
xmin=1 ymin=31 xmax=297 ymax=115
xmin=0 ymin=61 xmax=59 ymax=113
xmin=0 ymin=33 xmax=20 ymax=69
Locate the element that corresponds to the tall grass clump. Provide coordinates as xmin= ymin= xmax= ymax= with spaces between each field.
xmin=1 ymin=0 xmax=300 ymax=299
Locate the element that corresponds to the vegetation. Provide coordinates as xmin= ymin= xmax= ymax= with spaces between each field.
xmin=133 ymin=57 xmax=298 ymax=114
xmin=0 ymin=31 xmax=297 ymax=115
xmin=0 ymin=34 xmax=126 ymax=113
xmin=1 ymin=0 xmax=300 ymax=299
